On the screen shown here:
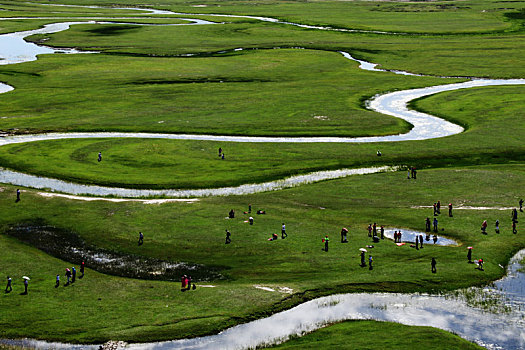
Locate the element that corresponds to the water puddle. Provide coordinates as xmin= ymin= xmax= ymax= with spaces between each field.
xmin=383 ymin=228 xmax=457 ymax=246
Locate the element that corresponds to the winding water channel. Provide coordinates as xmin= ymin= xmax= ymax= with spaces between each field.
xmin=0 ymin=4 xmax=524 ymax=349
xmin=0 ymin=10 xmax=524 ymax=197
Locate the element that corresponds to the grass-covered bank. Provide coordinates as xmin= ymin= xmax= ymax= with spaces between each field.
xmin=0 ymin=165 xmax=523 ymax=342
xmin=269 ymin=320 xmax=484 ymax=349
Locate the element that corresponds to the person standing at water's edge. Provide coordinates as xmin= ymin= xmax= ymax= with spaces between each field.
xmin=16 ymin=189 xmax=20 ymax=202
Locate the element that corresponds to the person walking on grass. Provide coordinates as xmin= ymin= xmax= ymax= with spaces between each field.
xmin=80 ymin=261 xmax=85 ymax=278
xmin=138 ymin=231 xmax=144 ymax=246
xmin=425 ymin=217 xmax=431 ymax=233
xmin=55 ymin=274 xmax=60 ymax=288
xmin=433 ymin=218 xmax=438 ymax=233
xmin=520 ymin=198 xmax=523 ymax=212
xmin=467 ymin=247 xmax=472 ymax=263
xmin=225 ymin=229 xmax=231 ymax=244
xmin=481 ymin=220 xmax=488 ymax=234
xmin=360 ymin=251 xmax=366 ymax=267
xmin=495 ymin=220 xmax=500 ymax=234
xmin=323 ymin=235 xmax=329 ymax=252
xmin=368 ymin=255 xmax=373 ymax=270
xmin=512 ymin=208 xmax=518 ymax=222
xmin=281 ymin=223 xmax=287 ymax=239
xmin=23 ymin=277 xmax=28 ymax=294
xmin=372 ymin=223 xmax=377 ymax=237
xmin=419 ymin=234 xmax=424 ymax=248
xmin=65 ymin=268 xmax=71 ymax=285
xmin=448 ymin=203 xmax=453 ymax=217
xmin=98 ymin=152 xmax=102 ymax=162
xmin=367 ymin=224 xmax=372 ymax=237
xmin=415 ymin=236 xmax=419 ymax=250
xmin=16 ymin=189 xmax=20 ymax=203
xmin=341 ymin=227 xmax=348 ymax=243
xmin=433 ymin=203 xmax=437 ymax=216
xmin=5 ymin=276 xmax=12 ymax=293
xmin=380 ymin=225 xmax=385 ymax=240
xmin=218 ymin=147 xmax=222 ymax=157
xmin=71 ymin=267 xmax=76 ymax=283
xmin=431 ymin=258 xmax=437 ymax=273
xmin=513 ymin=220 xmax=517 ymax=234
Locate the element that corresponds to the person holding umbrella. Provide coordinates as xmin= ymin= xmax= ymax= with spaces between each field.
xmin=359 ymin=248 xmax=366 ymax=267
xmin=22 ymin=276 xmax=29 ymax=294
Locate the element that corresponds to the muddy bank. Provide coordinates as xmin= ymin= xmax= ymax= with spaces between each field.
xmin=4 ymin=221 xmax=223 ymax=282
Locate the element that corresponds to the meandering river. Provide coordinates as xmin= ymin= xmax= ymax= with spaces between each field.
xmin=0 ymin=5 xmax=524 ymax=349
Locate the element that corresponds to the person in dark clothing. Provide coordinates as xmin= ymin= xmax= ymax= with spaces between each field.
xmin=419 ymin=234 xmax=424 ymax=248
xmin=5 ymin=276 xmax=12 ymax=293
xmin=229 ymin=209 xmax=235 ymax=219
xmin=249 ymin=216 xmax=254 ymax=225
xmin=448 ymin=203 xmax=453 ymax=217
xmin=323 ymin=235 xmax=329 ymax=252
xmin=341 ymin=227 xmax=348 ymax=243
xmin=513 ymin=221 xmax=517 ymax=234
xmin=372 ymin=223 xmax=377 ymax=237
xmin=368 ymin=255 xmax=373 ymax=270
xmin=467 ymin=247 xmax=472 ymax=263
xmin=433 ymin=235 xmax=438 ymax=244
xmin=481 ymin=220 xmax=487 ymax=234
xmin=413 ymin=168 xmax=417 ymax=179
xmin=360 ymin=251 xmax=366 ymax=267
xmin=281 ymin=223 xmax=287 ymax=239
xmin=431 ymin=258 xmax=437 ymax=273
xmin=415 ymin=236 xmax=419 ymax=250
xmin=433 ymin=203 xmax=437 ymax=216
xmin=65 ymin=268 xmax=71 ymax=285
xmin=367 ymin=224 xmax=372 ymax=237
xmin=511 ymin=208 xmax=518 ymax=222
xmin=16 ymin=189 xmax=21 ymax=203
xmin=218 ymin=147 xmax=222 ymax=157
xmin=248 ymin=204 xmax=251 ymax=213
xmin=425 ymin=217 xmax=431 ymax=232
xmin=520 ymin=199 xmax=523 ymax=212
xmin=495 ymin=220 xmax=500 ymax=234
xmin=225 ymin=229 xmax=231 ymax=244
xmin=221 ymin=153 xmax=225 ymax=160
xmin=71 ymin=267 xmax=76 ymax=283
xmin=478 ymin=258 xmax=484 ymax=271
xmin=437 ymin=201 xmax=441 ymax=214
xmin=55 ymin=274 xmax=60 ymax=288
xmin=98 ymin=152 xmax=102 ymax=162
xmin=138 ymin=231 xmax=144 ymax=246
xmin=23 ymin=278 xmax=28 ymax=294
xmin=80 ymin=261 xmax=85 ymax=278
xmin=380 ymin=225 xmax=384 ymax=240
xmin=433 ymin=218 xmax=438 ymax=233
xmin=398 ymin=231 xmax=402 ymax=243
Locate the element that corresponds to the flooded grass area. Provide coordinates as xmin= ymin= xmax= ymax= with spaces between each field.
xmin=4 ymin=220 xmax=222 ymax=282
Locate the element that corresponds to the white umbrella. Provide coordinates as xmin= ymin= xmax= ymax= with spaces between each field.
xmin=22 ymin=276 xmax=30 ymax=280
xmin=359 ymin=248 xmax=367 ymax=252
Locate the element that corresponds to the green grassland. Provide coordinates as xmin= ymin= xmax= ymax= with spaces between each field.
xmin=270 ymin=320 xmax=484 ymax=349
xmin=0 ymin=0 xmax=524 ymax=347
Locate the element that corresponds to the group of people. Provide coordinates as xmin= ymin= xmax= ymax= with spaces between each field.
xmin=4 ymin=276 xmax=28 ymax=294
xmin=5 ymin=261 xmax=86 ymax=295
xmin=367 ymin=223 xmax=385 ymax=242
xmin=180 ymin=275 xmax=196 ymax=292
xmin=407 ymin=166 xmax=417 ymax=180
xmin=60 ymin=262 xmax=85 ymax=287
